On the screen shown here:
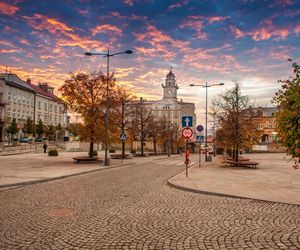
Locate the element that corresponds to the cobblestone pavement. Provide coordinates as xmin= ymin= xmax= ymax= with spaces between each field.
xmin=0 ymin=157 xmax=299 ymax=249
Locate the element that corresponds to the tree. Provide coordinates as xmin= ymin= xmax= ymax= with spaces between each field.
xmin=24 ymin=117 xmax=34 ymax=135
xmin=130 ymin=98 xmax=152 ymax=156
xmin=56 ymin=123 xmax=62 ymax=131
xmin=36 ymin=119 xmax=44 ymax=138
xmin=273 ymin=60 xmax=300 ymax=168
xmin=211 ymin=82 xmax=261 ymax=161
xmin=45 ymin=125 xmax=56 ymax=141
xmin=6 ymin=118 xmax=18 ymax=137
xmin=147 ymin=115 xmax=162 ymax=155
xmin=60 ymin=71 xmax=118 ymax=157
xmin=113 ymin=88 xmax=135 ymax=158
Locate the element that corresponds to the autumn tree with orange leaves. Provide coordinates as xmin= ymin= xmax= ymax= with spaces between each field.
xmin=60 ymin=71 xmax=119 ymax=157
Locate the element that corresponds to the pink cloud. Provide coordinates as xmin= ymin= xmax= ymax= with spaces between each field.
xmin=91 ymin=24 xmax=123 ymax=36
xmin=123 ymin=0 xmax=133 ymax=6
xmin=269 ymin=0 xmax=294 ymax=8
xmin=168 ymin=2 xmax=182 ymax=9
xmin=207 ymin=16 xmax=229 ymax=23
xmin=229 ymin=26 xmax=247 ymax=38
xmin=179 ymin=18 xmax=207 ymax=40
xmin=230 ymin=20 xmax=299 ymax=41
xmin=23 ymin=14 xmax=106 ymax=51
xmin=133 ymin=25 xmax=189 ymax=61
xmin=0 ymin=2 xmax=19 ymax=16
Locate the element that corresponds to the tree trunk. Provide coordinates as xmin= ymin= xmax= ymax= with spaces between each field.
xmin=122 ymin=141 xmax=125 ymax=158
xmin=89 ymin=141 xmax=94 ymax=158
xmin=141 ymin=137 xmax=144 ymax=156
xmin=153 ymin=140 xmax=157 ymax=155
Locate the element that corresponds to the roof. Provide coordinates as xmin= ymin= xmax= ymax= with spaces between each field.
xmin=0 ymin=73 xmax=64 ymax=103
xmin=0 ymin=73 xmax=34 ymax=92
xmin=27 ymin=83 xmax=62 ymax=102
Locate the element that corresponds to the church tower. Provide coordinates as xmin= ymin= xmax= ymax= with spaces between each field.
xmin=162 ymin=69 xmax=178 ymax=100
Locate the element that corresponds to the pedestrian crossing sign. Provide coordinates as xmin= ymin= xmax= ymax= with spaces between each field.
xmin=196 ymin=135 xmax=204 ymax=143
xmin=120 ymin=134 xmax=127 ymax=141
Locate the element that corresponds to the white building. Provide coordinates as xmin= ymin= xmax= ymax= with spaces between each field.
xmin=150 ymin=70 xmax=196 ymax=129
xmin=0 ymin=73 xmax=67 ymax=141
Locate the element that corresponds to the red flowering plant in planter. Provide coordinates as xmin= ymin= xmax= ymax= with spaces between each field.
xmin=273 ymin=60 xmax=300 ymax=169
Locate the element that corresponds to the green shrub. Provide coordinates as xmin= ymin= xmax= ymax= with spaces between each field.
xmin=48 ymin=149 xmax=58 ymax=156
xmin=109 ymin=149 xmax=116 ymax=153
xmin=131 ymin=149 xmax=136 ymax=154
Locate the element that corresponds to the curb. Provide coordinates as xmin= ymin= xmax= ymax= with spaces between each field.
xmin=167 ymin=179 xmax=300 ymax=206
xmin=0 ymin=162 xmax=133 ymax=190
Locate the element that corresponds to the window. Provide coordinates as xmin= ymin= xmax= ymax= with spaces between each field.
xmin=268 ymin=122 xmax=273 ymax=129
xmin=59 ymin=106 xmax=63 ymax=113
xmin=27 ymin=99 xmax=30 ymax=105
xmin=13 ymin=94 xmax=17 ymax=102
xmin=38 ymin=101 xmax=41 ymax=109
xmin=49 ymin=104 xmax=53 ymax=112
xmin=22 ymin=96 xmax=26 ymax=104
xmin=7 ymin=111 xmax=11 ymax=117
xmin=54 ymin=105 xmax=57 ymax=113
xmin=18 ymin=95 xmax=21 ymax=103
xmin=8 ymin=92 xmax=11 ymax=101
xmin=44 ymin=102 xmax=48 ymax=111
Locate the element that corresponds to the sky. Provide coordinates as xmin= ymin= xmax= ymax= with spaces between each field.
xmin=0 ymin=0 xmax=300 ymax=124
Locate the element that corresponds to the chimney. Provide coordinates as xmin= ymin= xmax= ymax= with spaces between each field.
xmin=38 ymin=82 xmax=48 ymax=92
xmin=26 ymin=78 xmax=31 ymax=84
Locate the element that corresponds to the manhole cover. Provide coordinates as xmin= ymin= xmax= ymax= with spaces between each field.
xmin=48 ymin=207 xmax=75 ymax=218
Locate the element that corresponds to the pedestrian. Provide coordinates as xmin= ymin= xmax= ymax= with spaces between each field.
xmin=43 ymin=142 xmax=48 ymax=154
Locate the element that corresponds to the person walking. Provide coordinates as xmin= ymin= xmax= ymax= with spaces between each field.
xmin=43 ymin=142 xmax=48 ymax=154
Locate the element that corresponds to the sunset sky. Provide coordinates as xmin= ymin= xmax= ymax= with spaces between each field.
xmin=1 ymin=0 xmax=300 ymax=123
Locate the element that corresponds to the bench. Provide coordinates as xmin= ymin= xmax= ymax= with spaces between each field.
xmin=73 ymin=157 xmax=101 ymax=164
xmin=110 ymin=154 xmax=132 ymax=159
xmin=223 ymin=160 xmax=259 ymax=168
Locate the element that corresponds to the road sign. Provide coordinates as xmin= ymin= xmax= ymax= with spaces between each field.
xmin=120 ymin=134 xmax=127 ymax=141
xmin=196 ymin=135 xmax=204 ymax=143
xmin=182 ymin=127 xmax=193 ymax=139
xmin=182 ymin=116 xmax=193 ymax=127
xmin=196 ymin=125 xmax=204 ymax=132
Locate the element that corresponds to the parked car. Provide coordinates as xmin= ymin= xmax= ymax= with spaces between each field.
xmin=33 ymin=137 xmax=46 ymax=142
xmin=19 ymin=138 xmax=32 ymax=143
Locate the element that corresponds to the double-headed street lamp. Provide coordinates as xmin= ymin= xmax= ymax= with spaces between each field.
xmin=85 ymin=49 xmax=133 ymax=166
xmin=190 ymin=82 xmax=225 ymax=162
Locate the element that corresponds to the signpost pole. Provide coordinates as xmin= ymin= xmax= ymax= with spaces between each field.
xmin=185 ymin=138 xmax=189 ymax=177
xmin=199 ymin=142 xmax=201 ymax=167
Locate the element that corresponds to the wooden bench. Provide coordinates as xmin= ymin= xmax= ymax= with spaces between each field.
xmin=110 ymin=154 xmax=132 ymax=159
xmin=223 ymin=160 xmax=259 ymax=168
xmin=73 ymin=157 xmax=101 ymax=164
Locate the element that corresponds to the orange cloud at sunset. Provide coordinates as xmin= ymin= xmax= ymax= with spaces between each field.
xmin=0 ymin=1 xmax=19 ymax=16
xmin=91 ymin=24 xmax=123 ymax=36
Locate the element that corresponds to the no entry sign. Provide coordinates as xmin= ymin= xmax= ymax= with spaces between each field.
xmin=182 ymin=127 xmax=193 ymax=139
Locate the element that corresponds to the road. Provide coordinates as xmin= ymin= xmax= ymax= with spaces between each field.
xmin=0 ymin=156 xmax=299 ymax=249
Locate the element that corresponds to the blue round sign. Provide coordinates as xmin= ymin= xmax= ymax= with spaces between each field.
xmin=196 ymin=125 xmax=204 ymax=132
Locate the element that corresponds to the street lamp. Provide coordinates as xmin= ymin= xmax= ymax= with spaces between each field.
xmin=163 ymin=104 xmax=171 ymax=157
xmin=85 ymin=49 xmax=133 ymax=166
xmin=190 ymin=82 xmax=224 ymax=162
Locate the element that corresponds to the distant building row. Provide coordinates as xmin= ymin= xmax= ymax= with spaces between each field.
xmin=0 ymin=73 xmax=67 ymax=141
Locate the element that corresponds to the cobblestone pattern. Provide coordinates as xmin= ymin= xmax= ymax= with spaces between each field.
xmin=0 ymin=158 xmax=299 ymax=249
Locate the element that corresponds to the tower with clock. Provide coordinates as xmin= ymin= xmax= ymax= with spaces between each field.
xmin=162 ymin=68 xmax=178 ymax=100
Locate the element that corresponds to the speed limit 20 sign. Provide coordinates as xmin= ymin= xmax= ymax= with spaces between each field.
xmin=182 ymin=127 xmax=193 ymax=139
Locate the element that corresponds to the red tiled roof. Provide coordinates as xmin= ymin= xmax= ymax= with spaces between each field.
xmin=27 ymin=83 xmax=63 ymax=103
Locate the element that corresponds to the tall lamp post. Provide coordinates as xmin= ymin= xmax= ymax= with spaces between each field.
xmin=85 ymin=49 xmax=133 ymax=166
xmin=190 ymin=82 xmax=224 ymax=162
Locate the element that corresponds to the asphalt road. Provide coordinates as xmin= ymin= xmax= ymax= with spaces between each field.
xmin=0 ymin=157 xmax=299 ymax=249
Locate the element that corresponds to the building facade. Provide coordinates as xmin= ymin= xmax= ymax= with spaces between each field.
xmin=0 ymin=73 xmax=67 ymax=142
xmin=150 ymin=70 xmax=196 ymax=129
